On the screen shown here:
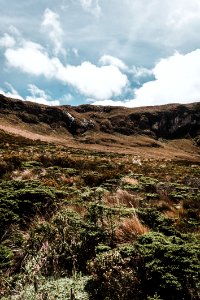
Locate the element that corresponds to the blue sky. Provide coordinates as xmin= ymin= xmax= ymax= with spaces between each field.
xmin=1 ymin=0 xmax=200 ymax=107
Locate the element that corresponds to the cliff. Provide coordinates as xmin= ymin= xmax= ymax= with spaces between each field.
xmin=0 ymin=94 xmax=199 ymax=140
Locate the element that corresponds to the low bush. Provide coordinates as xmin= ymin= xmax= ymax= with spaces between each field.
xmin=137 ymin=232 xmax=200 ymax=300
xmin=0 ymin=180 xmax=60 ymax=239
xmin=86 ymin=232 xmax=200 ymax=300
xmin=86 ymin=245 xmax=143 ymax=300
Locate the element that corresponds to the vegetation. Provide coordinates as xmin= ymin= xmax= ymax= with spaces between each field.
xmin=0 ymin=130 xmax=199 ymax=299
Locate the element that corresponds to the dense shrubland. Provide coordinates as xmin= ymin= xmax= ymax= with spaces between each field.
xmin=0 ymin=131 xmax=199 ymax=299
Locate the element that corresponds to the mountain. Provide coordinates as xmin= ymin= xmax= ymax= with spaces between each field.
xmin=0 ymin=93 xmax=200 ymax=160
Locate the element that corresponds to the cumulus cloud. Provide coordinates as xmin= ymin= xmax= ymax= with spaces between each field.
xmin=131 ymin=66 xmax=153 ymax=78
xmin=0 ymin=33 xmax=16 ymax=48
xmin=0 ymin=82 xmax=59 ymax=106
xmin=134 ymin=49 xmax=200 ymax=106
xmin=57 ymin=61 xmax=128 ymax=99
xmin=99 ymin=55 xmax=128 ymax=71
xmin=8 ymin=26 xmax=21 ymax=37
xmin=26 ymin=84 xmax=60 ymax=105
xmin=79 ymin=0 xmax=101 ymax=17
xmin=41 ymin=8 xmax=65 ymax=56
xmin=5 ymin=41 xmax=128 ymax=100
xmin=5 ymin=41 xmax=61 ymax=77
xmin=0 ymin=83 xmax=23 ymax=100
xmin=93 ymin=49 xmax=200 ymax=107
xmin=91 ymin=99 xmax=126 ymax=106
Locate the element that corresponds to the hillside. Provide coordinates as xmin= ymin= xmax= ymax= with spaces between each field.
xmin=0 ymin=94 xmax=200 ymax=299
xmin=0 ymin=94 xmax=200 ymax=161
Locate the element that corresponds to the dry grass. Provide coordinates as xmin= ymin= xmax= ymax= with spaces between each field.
xmin=66 ymin=204 xmax=87 ymax=217
xmin=11 ymin=169 xmax=37 ymax=180
xmin=115 ymin=211 xmax=149 ymax=243
xmin=103 ymin=189 xmax=140 ymax=208
xmin=163 ymin=201 xmax=185 ymax=220
xmin=0 ymin=117 xmax=199 ymax=161
xmin=122 ymin=176 xmax=139 ymax=185
xmin=116 ymin=189 xmax=140 ymax=208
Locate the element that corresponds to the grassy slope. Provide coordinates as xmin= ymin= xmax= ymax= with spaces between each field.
xmin=0 ymin=130 xmax=199 ymax=299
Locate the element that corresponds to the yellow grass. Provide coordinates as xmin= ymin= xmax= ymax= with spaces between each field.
xmin=115 ymin=211 xmax=149 ymax=243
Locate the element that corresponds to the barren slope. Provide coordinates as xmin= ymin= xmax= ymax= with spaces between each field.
xmin=0 ymin=94 xmax=199 ymax=161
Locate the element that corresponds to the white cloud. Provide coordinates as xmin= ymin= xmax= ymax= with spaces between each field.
xmin=26 ymin=84 xmax=60 ymax=106
xmin=131 ymin=66 xmax=153 ymax=78
xmin=0 ymin=33 xmax=15 ymax=48
xmin=79 ymin=0 xmax=101 ymax=17
xmin=57 ymin=61 xmax=128 ymax=99
xmin=72 ymin=48 xmax=79 ymax=57
xmin=60 ymin=93 xmax=73 ymax=102
xmin=5 ymin=41 xmax=128 ymax=100
xmin=0 ymin=83 xmax=23 ymax=100
xmin=27 ymin=84 xmax=48 ymax=100
xmin=93 ymin=49 xmax=200 ymax=107
xmin=8 ymin=26 xmax=21 ymax=37
xmin=99 ymin=55 xmax=128 ymax=71
xmin=5 ymin=41 xmax=61 ymax=77
xmin=41 ymin=8 xmax=65 ymax=56
xmin=91 ymin=99 xmax=126 ymax=106
xmin=0 ymin=82 xmax=59 ymax=106
xmin=134 ymin=49 xmax=200 ymax=106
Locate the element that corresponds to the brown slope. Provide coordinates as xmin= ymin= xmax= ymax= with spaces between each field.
xmin=0 ymin=94 xmax=199 ymax=161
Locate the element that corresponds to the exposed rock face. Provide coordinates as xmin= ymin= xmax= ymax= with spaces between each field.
xmin=0 ymin=94 xmax=200 ymax=140
xmin=127 ymin=105 xmax=200 ymax=138
xmin=0 ymin=94 xmax=94 ymax=135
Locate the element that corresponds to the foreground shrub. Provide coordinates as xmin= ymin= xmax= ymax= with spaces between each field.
xmin=86 ymin=245 xmax=143 ymax=300
xmin=0 ymin=245 xmax=14 ymax=268
xmin=24 ymin=209 xmax=108 ymax=277
xmin=86 ymin=232 xmax=200 ymax=300
xmin=137 ymin=232 xmax=200 ymax=300
xmin=0 ymin=180 xmax=60 ymax=239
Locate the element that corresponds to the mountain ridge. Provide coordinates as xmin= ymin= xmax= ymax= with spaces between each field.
xmin=0 ymin=93 xmax=200 ymax=161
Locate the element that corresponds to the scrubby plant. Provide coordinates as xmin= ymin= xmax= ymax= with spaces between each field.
xmin=86 ymin=246 xmax=143 ymax=300
xmin=0 ymin=180 xmax=61 ymax=239
xmin=137 ymin=232 xmax=200 ymax=300
xmin=86 ymin=232 xmax=200 ymax=300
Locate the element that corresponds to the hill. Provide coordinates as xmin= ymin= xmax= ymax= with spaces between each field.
xmin=0 ymin=94 xmax=200 ymax=161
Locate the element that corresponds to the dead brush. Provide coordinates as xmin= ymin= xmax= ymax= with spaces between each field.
xmin=122 ymin=176 xmax=139 ymax=186
xmin=60 ymin=175 xmax=74 ymax=184
xmin=103 ymin=189 xmax=140 ymax=208
xmin=115 ymin=210 xmax=149 ymax=243
xmin=41 ymin=178 xmax=58 ymax=187
xmin=161 ymin=200 xmax=185 ymax=220
xmin=66 ymin=204 xmax=87 ymax=217
xmin=154 ymin=200 xmax=173 ymax=212
xmin=11 ymin=169 xmax=37 ymax=180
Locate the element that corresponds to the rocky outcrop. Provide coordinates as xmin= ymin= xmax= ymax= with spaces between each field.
xmin=0 ymin=94 xmax=95 ymax=135
xmin=0 ymin=94 xmax=200 ymax=140
xmin=127 ymin=104 xmax=200 ymax=138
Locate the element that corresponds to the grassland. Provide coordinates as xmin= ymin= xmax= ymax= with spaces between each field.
xmin=0 ymin=129 xmax=199 ymax=300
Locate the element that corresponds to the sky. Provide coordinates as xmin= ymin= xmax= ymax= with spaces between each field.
xmin=1 ymin=0 xmax=200 ymax=107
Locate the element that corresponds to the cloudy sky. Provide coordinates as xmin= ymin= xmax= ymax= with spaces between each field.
xmin=1 ymin=0 xmax=200 ymax=107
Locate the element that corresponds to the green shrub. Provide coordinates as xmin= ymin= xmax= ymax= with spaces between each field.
xmin=86 ymin=245 xmax=143 ymax=300
xmin=86 ymin=232 xmax=200 ymax=300
xmin=0 ymin=180 xmax=59 ymax=239
xmin=137 ymin=232 xmax=200 ymax=300
xmin=0 ymin=245 xmax=14 ymax=268
xmin=26 ymin=209 xmax=108 ymax=277
xmin=138 ymin=208 xmax=176 ymax=235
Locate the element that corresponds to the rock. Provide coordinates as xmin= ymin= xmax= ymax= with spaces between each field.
xmin=0 ymin=94 xmax=199 ymax=140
